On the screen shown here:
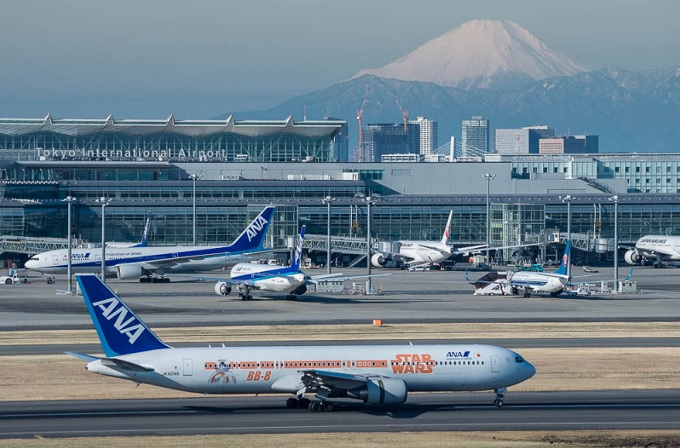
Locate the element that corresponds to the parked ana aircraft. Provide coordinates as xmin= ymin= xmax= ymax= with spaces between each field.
xmin=189 ymin=225 xmax=388 ymax=300
xmin=471 ymin=241 xmax=572 ymax=298
xmin=106 ymin=211 xmax=152 ymax=248
xmin=372 ymin=211 xmax=487 ymax=268
xmin=624 ymin=235 xmax=680 ymax=267
xmin=25 ymin=206 xmax=275 ymax=283
xmin=69 ymin=274 xmax=536 ymax=410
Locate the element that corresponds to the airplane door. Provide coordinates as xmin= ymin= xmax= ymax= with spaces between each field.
xmin=491 ymin=355 xmax=500 ymax=373
xmin=52 ymin=254 xmax=60 ymax=266
xmin=183 ymin=359 xmax=193 ymax=376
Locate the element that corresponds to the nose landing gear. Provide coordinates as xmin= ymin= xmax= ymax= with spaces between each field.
xmin=493 ymin=387 xmax=507 ymax=407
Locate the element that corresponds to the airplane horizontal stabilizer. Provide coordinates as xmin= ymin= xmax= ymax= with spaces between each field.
xmin=64 ymin=351 xmax=100 ymax=362
xmin=101 ymin=357 xmax=155 ymax=372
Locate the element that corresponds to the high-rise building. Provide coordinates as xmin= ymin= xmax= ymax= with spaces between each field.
xmin=363 ymin=123 xmax=420 ymax=162
xmin=408 ymin=116 xmax=438 ymax=156
xmin=539 ymin=135 xmax=599 ymax=154
xmin=461 ymin=116 xmax=489 ymax=157
xmin=495 ymin=125 xmax=555 ymax=154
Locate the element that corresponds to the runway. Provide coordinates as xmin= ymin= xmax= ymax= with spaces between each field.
xmin=1 ymin=390 xmax=679 ymax=438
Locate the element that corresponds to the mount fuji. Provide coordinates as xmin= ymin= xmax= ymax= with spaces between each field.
xmin=354 ymin=20 xmax=589 ymax=91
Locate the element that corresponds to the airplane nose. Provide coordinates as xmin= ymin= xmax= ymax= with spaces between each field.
xmin=524 ymin=361 xmax=537 ymax=380
xmin=25 ymin=260 xmax=36 ymax=269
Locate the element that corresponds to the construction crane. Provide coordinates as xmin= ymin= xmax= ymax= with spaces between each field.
xmin=393 ymin=95 xmax=408 ymax=132
xmin=356 ymin=86 xmax=370 ymax=162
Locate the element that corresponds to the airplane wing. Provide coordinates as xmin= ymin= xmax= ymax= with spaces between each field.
xmin=306 ymin=272 xmax=391 ymax=284
xmin=134 ymin=248 xmax=273 ymax=271
xmin=300 ymin=369 xmax=375 ymax=392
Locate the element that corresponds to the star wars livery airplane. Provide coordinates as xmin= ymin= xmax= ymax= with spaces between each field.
xmin=194 ymin=225 xmax=388 ymax=300
xmin=25 ymin=206 xmax=275 ymax=283
xmin=69 ymin=274 xmax=536 ymax=410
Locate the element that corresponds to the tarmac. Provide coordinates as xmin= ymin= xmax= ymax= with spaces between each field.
xmin=1 ymin=263 xmax=679 ymax=330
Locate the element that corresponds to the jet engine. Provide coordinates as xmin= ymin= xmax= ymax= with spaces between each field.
xmin=624 ymin=249 xmax=641 ymax=265
xmin=116 ymin=265 xmax=143 ymax=280
xmin=214 ymin=282 xmax=232 ymax=296
xmin=358 ymin=377 xmax=408 ymax=405
xmin=291 ymin=284 xmax=307 ymax=296
xmin=371 ymin=253 xmax=388 ymax=267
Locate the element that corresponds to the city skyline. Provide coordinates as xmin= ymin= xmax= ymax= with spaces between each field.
xmin=2 ymin=0 xmax=679 ymax=120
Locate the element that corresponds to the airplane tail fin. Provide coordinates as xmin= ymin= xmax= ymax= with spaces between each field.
xmin=230 ymin=206 xmax=275 ymax=251
xmin=289 ymin=225 xmax=306 ymax=271
xmin=554 ymin=240 xmax=571 ymax=277
xmin=76 ymin=274 xmax=171 ymax=357
xmin=625 ymin=267 xmax=634 ymax=281
xmin=138 ymin=211 xmax=151 ymax=247
xmin=440 ymin=210 xmax=453 ymax=245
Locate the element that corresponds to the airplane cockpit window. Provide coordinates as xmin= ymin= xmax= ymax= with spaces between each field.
xmin=515 ymin=356 xmax=525 ymax=364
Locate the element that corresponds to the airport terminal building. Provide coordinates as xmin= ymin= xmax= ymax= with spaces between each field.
xmin=2 ymin=115 xmax=680 ymax=267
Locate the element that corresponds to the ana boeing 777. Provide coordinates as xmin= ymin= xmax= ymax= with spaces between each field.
xmin=68 ymin=274 xmax=536 ymax=411
xmin=25 ymin=206 xmax=275 ymax=283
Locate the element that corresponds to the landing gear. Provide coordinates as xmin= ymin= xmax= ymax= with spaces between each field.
xmin=239 ymin=293 xmax=253 ymax=301
xmin=139 ymin=276 xmax=170 ymax=283
xmin=523 ymin=290 xmax=531 ymax=298
xmin=285 ymin=294 xmax=297 ymax=301
xmin=493 ymin=388 xmax=506 ymax=407
xmin=285 ymin=397 xmax=332 ymax=411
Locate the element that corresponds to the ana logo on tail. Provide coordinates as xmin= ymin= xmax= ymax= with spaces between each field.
xmin=246 ymin=216 xmax=268 ymax=242
xmin=92 ymin=297 xmax=146 ymax=345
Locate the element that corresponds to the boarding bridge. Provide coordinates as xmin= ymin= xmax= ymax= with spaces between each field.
xmin=0 ymin=236 xmax=69 ymax=255
xmin=303 ymin=234 xmax=369 ymax=267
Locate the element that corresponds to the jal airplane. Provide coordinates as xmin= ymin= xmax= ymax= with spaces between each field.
xmin=69 ymin=274 xmax=536 ymax=410
xmin=472 ymin=241 xmax=572 ymax=298
xmin=624 ymin=235 xmax=680 ymax=267
xmin=25 ymin=206 xmax=275 ymax=283
xmin=372 ymin=211 xmax=487 ymax=268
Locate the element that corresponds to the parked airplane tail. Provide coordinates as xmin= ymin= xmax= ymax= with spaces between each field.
xmin=440 ymin=210 xmax=453 ymax=245
xmin=625 ymin=267 xmax=634 ymax=281
xmin=554 ymin=240 xmax=571 ymax=277
xmin=138 ymin=211 xmax=152 ymax=247
xmin=289 ymin=225 xmax=306 ymax=272
xmin=76 ymin=274 xmax=171 ymax=357
xmin=229 ymin=206 xmax=275 ymax=251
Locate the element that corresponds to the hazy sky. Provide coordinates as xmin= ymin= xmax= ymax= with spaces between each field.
xmin=2 ymin=0 xmax=678 ymax=119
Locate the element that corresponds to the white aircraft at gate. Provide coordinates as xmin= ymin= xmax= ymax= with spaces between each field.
xmin=68 ymin=274 xmax=536 ymax=411
xmin=25 ymin=206 xmax=275 ymax=282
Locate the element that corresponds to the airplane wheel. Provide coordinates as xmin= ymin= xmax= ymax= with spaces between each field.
xmin=323 ymin=402 xmax=334 ymax=412
xmin=309 ymin=401 xmax=323 ymax=412
xmin=247 ymin=295 xmax=253 ymax=300
xmin=286 ymin=398 xmax=299 ymax=409
xmin=162 ymin=277 xmax=170 ymax=283
xmin=494 ymin=398 xmax=504 ymax=407
xmin=298 ymin=398 xmax=310 ymax=409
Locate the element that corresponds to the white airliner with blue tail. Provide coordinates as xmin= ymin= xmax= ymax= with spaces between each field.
xmin=68 ymin=274 xmax=536 ymax=411
xmin=190 ymin=225 xmax=388 ymax=300
xmin=25 ymin=206 xmax=275 ymax=283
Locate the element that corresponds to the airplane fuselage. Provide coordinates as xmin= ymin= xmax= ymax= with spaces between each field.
xmin=509 ymin=271 xmax=568 ymax=294
xmin=625 ymin=235 xmax=680 ymax=265
xmin=398 ymin=241 xmax=452 ymax=264
xmin=25 ymin=246 xmax=273 ymax=275
xmin=86 ymin=344 xmax=535 ymax=396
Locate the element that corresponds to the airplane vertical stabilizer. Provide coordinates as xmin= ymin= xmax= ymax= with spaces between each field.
xmin=138 ymin=211 xmax=151 ymax=247
xmin=76 ymin=274 xmax=171 ymax=357
xmin=229 ymin=206 xmax=275 ymax=251
xmin=289 ymin=225 xmax=306 ymax=272
xmin=440 ymin=210 xmax=453 ymax=245
xmin=554 ymin=240 xmax=571 ymax=277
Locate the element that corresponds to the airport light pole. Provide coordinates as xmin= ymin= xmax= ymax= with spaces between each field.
xmin=609 ymin=195 xmax=619 ymax=292
xmin=560 ymin=195 xmax=573 ymax=279
xmin=357 ymin=193 xmax=379 ymax=294
xmin=483 ymin=173 xmax=496 ymax=262
xmin=98 ymin=197 xmax=111 ymax=284
xmin=322 ymin=196 xmax=334 ymax=274
xmin=189 ymin=173 xmax=203 ymax=245
xmin=64 ymin=196 xmax=77 ymax=294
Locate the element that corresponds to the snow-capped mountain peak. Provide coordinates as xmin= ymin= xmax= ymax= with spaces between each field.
xmin=354 ymin=19 xmax=590 ymax=90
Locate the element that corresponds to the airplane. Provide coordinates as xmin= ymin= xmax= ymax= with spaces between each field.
xmin=68 ymin=273 xmax=536 ymax=411
xmin=185 ymin=225 xmax=389 ymax=300
xmin=624 ymin=235 xmax=680 ymax=267
xmin=25 ymin=206 xmax=276 ymax=283
xmin=106 ymin=211 xmax=152 ymax=248
xmin=371 ymin=211 xmax=488 ymax=268
xmin=471 ymin=241 xmax=572 ymax=298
